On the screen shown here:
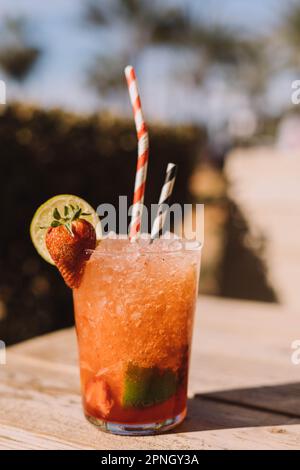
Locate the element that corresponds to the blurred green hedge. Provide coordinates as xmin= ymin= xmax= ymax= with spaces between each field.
xmin=0 ymin=104 xmax=205 ymax=344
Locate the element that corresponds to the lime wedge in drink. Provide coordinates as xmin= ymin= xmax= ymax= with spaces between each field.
xmin=30 ymin=194 xmax=100 ymax=265
xmin=123 ymin=363 xmax=177 ymax=408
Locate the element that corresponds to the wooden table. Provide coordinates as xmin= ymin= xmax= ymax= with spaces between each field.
xmin=1 ymin=296 xmax=300 ymax=450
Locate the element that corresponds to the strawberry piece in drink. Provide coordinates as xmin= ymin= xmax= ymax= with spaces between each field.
xmin=85 ymin=376 xmax=114 ymax=418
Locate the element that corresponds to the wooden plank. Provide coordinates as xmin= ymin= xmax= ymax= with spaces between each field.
xmin=1 ymin=352 xmax=300 ymax=450
xmin=199 ymin=383 xmax=300 ymax=420
xmin=10 ymin=328 xmax=78 ymax=367
xmin=0 ymin=424 xmax=93 ymax=450
xmin=188 ymin=298 xmax=300 ymax=420
xmin=2 ymin=296 xmax=300 ymax=449
xmin=10 ymin=297 xmax=300 ymax=416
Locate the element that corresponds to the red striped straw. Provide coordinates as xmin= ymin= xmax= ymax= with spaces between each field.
xmin=125 ymin=65 xmax=149 ymax=241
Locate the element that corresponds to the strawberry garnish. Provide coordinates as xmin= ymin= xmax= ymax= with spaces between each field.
xmin=43 ymin=205 xmax=96 ymax=288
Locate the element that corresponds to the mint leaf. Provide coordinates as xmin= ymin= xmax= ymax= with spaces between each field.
xmin=53 ymin=208 xmax=61 ymax=220
xmin=72 ymin=208 xmax=82 ymax=220
xmin=51 ymin=220 xmax=61 ymax=227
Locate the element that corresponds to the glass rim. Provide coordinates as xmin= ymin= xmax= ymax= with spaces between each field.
xmin=85 ymin=239 xmax=203 ymax=257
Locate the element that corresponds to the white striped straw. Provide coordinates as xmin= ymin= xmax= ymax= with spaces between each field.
xmin=151 ymin=163 xmax=178 ymax=240
xmin=125 ymin=65 xmax=149 ymax=241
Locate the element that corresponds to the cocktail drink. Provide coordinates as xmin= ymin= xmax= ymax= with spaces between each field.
xmin=73 ymin=237 xmax=201 ymax=434
xmin=29 ymin=66 xmax=203 ymax=436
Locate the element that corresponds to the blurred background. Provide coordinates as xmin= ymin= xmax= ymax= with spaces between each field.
xmin=0 ymin=0 xmax=300 ymax=344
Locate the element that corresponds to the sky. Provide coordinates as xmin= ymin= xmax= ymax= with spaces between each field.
xmin=0 ymin=0 xmax=293 ymax=127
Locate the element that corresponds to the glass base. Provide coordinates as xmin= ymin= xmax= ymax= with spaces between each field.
xmin=85 ymin=408 xmax=187 ymax=436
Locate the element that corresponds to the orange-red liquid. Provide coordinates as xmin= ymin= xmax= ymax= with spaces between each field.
xmin=73 ymin=239 xmax=201 ymax=426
